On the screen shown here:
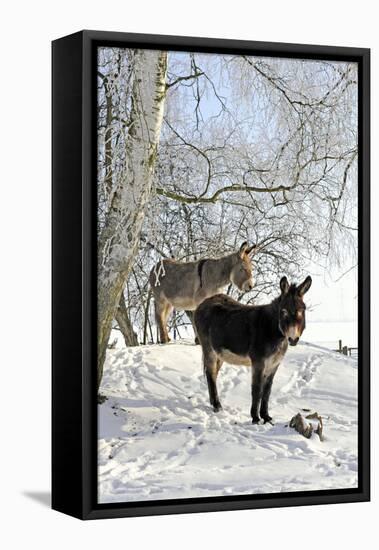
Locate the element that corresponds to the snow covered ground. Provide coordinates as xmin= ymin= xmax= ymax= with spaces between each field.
xmin=98 ymin=339 xmax=358 ymax=503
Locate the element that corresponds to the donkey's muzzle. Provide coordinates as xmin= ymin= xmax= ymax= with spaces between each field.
xmin=288 ymin=337 xmax=299 ymax=346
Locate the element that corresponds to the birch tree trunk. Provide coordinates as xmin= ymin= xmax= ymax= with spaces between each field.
xmin=97 ymin=49 xmax=168 ymax=390
xmin=115 ymin=292 xmax=139 ymax=347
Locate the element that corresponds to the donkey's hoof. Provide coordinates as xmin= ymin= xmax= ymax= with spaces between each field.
xmin=213 ymin=403 xmax=223 ymax=413
xmin=262 ymin=415 xmax=273 ymax=424
xmin=251 ymin=416 xmax=261 ymax=424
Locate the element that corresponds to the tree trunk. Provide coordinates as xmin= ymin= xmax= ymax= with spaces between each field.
xmin=115 ymin=292 xmax=139 ymax=347
xmin=97 ymin=49 xmax=168 ymax=390
xmin=104 ymin=79 xmax=113 ymax=196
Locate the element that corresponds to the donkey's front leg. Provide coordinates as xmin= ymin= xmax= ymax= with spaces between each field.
xmin=260 ymin=367 xmax=278 ymax=424
xmin=250 ymin=362 xmax=264 ymax=424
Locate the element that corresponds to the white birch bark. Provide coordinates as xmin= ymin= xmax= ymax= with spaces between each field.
xmin=97 ymin=49 xmax=168 ymax=389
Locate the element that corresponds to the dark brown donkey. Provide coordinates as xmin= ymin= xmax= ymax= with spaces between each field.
xmin=149 ymin=242 xmax=256 ymax=343
xmin=194 ymin=276 xmax=312 ymax=424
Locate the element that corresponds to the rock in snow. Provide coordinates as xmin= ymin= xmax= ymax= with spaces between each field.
xmin=98 ymin=340 xmax=358 ymax=503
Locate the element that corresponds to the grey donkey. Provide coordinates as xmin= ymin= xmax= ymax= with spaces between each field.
xmin=149 ymin=242 xmax=256 ymax=343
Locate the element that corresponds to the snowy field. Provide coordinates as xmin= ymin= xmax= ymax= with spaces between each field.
xmin=98 ymin=338 xmax=358 ymax=503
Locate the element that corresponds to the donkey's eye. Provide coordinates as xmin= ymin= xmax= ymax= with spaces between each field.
xmin=281 ymin=309 xmax=288 ymax=318
xmin=296 ymin=310 xmax=303 ymax=320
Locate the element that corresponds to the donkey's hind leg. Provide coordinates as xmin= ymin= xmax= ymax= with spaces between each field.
xmin=155 ymin=298 xmax=172 ymax=344
xmin=185 ymin=310 xmax=200 ymax=344
xmin=204 ymin=350 xmax=223 ymax=412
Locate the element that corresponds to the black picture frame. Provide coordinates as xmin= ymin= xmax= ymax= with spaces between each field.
xmin=52 ymin=30 xmax=370 ymax=520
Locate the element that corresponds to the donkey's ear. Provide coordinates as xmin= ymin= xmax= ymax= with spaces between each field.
xmin=245 ymin=243 xmax=257 ymax=256
xmin=280 ymin=276 xmax=290 ymax=295
xmin=297 ymin=276 xmax=312 ymax=296
xmin=239 ymin=241 xmax=248 ymax=257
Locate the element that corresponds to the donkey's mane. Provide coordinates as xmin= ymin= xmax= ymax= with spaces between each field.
xmin=271 ymin=283 xmax=297 ymax=305
xmin=270 ymin=284 xmax=295 ymax=308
